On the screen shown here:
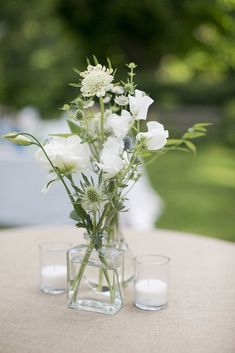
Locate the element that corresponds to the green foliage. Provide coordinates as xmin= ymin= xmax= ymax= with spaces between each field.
xmin=165 ymin=123 xmax=211 ymax=154
xmin=66 ymin=119 xmax=82 ymax=135
xmin=147 ymin=143 xmax=235 ymax=242
xmin=1 ymin=0 xmax=235 ymax=114
xmin=0 ymin=0 xmax=78 ymax=116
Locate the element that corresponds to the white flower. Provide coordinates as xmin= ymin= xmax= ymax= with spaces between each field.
xmin=107 ymin=110 xmax=133 ymax=138
xmin=81 ymin=186 xmax=104 ymax=212
xmin=87 ymin=115 xmax=100 ymax=135
xmin=35 ymin=135 xmax=90 ymax=173
xmin=114 ymin=95 xmax=129 ymax=106
xmin=88 ymin=109 xmax=112 ymax=135
xmin=80 ymin=64 xmax=113 ymax=98
xmin=99 ymin=137 xmax=125 ymax=177
xmin=129 ymin=89 xmax=154 ymax=120
xmin=84 ymin=100 xmax=95 ymax=109
xmin=103 ymin=95 xmax=111 ymax=104
xmin=137 ymin=121 xmax=169 ymax=150
xmin=111 ymin=85 xmax=124 ymax=94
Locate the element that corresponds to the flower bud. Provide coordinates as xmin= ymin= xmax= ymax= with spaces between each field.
xmin=85 ymin=186 xmax=101 ymax=203
xmin=62 ymin=104 xmax=70 ymax=111
xmin=75 ymin=109 xmax=84 ymax=120
xmin=124 ymin=83 xmax=134 ymax=93
xmin=2 ymin=132 xmax=33 ymax=146
xmin=75 ymin=98 xmax=84 ymax=108
xmin=128 ymin=62 xmax=137 ymax=69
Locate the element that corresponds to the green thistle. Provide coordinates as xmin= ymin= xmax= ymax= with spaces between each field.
xmin=85 ymin=186 xmax=101 ymax=203
xmin=75 ymin=109 xmax=84 ymax=120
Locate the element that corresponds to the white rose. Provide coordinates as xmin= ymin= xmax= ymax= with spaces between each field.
xmin=137 ymin=121 xmax=169 ymax=150
xmin=107 ymin=110 xmax=133 ymax=138
xmin=129 ymin=89 xmax=154 ymax=120
xmin=35 ymin=135 xmax=90 ymax=173
xmin=99 ymin=137 xmax=125 ymax=177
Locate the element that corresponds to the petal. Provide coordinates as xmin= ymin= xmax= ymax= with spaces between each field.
xmin=147 ymin=121 xmax=164 ymax=131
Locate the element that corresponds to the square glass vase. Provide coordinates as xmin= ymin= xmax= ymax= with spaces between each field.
xmin=67 ymin=244 xmax=123 ymax=315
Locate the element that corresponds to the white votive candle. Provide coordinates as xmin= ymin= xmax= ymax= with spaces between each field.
xmin=41 ymin=265 xmax=67 ymax=290
xmin=135 ymin=278 xmax=168 ymax=308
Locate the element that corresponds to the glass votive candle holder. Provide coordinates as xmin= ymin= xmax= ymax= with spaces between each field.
xmin=39 ymin=241 xmax=72 ymax=294
xmin=134 ymin=255 xmax=170 ymax=311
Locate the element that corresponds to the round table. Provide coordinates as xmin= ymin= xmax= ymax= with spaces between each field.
xmin=0 ymin=226 xmax=235 ymax=353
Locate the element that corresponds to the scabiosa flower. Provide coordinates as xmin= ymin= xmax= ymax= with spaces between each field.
xmin=81 ymin=186 xmax=104 ymax=212
xmin=80 ymin=64 xmax=114 ymax=98
xmin=114 ymin=95 xmax=129 ymax=106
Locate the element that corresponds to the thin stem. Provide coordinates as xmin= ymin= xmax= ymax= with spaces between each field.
xmin=19 ymin=133 xmax=75 ymax=204
xmin=98 ymin=253 xmax=115 ymax=303
xmin=97 ymin=268 xmax=103 ymax=291
xmin=143 ymin=152 xmax=160 ymax=166
xmin=99 ymin=96 xmax=105 ymax=144
xmin=122 ymin=180 xmax=137 ymax=198
xmin=70 ymin=240 xmax=94 ymax=304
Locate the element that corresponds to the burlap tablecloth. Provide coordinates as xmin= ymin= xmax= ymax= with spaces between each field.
xmin=0 ymin=226 xmax=235 ymax=353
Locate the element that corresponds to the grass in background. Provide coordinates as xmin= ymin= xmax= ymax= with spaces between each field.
xmin=147 ymin=143 xmax=235 ymax=242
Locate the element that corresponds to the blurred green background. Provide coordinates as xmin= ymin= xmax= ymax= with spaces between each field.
xmin=0 ymin=0 xmax=235 ymax=240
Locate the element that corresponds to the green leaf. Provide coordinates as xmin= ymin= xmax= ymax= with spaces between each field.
xmin=75 ymin=222 xmax=86 ymax=229
xmin=98 ymin=171 xmax=103 ymax=187
xmin=183 ymin=131 xmax=205 ymax=139
xmin=66 ymin=119 xmax=82 ymax=135
xmin=107 ymin=57 xmax=112 ymax=69
xmin=81 ymin=172 xmax=91 ymax=186
xmin=183 ymin=140 xmax=196 ymax=154
xmin=49 ymin=133 xmax=75 ymax=138
xmin=173 ymin=147 xmax=190 ymax=152
xmin=69 ymin=83 xmax=80 ymax=87
xmin=166 ymin=139 xmax=182 ymax=146
xmin=70 ymin=210 xmax=81 ymax=222
xmin=73 ymin=68 xmax=80 ymax=75
xmin=93 ymin=55 xmax=99 ymax=65
xmin=193 ymin=123 xmax=213 ymax=128
xmin=45 ymin=178 xmax=58 ymax=190
xmin=70 ymin=95 xmax=81 ymax=103
xmin=73 ymin=202 xmax=92 ymax=230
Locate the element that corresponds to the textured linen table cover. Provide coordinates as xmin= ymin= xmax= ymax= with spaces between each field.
xmin=0 ymin=226 xmax=235 ymax=353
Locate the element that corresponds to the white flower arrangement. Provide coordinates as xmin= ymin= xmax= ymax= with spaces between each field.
xmin=2 ymin=58 xmax=211 ymax=309
xmin=2 ymin=57 xmax=210 ymax=244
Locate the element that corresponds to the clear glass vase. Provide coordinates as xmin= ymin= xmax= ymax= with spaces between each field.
xmin=67 ymin=242 xmax=123 ymax=315
xmin=84 ymin=217 xmax=134 ymax=291
xmin=106 ymin=213 xmax=134 ymax=285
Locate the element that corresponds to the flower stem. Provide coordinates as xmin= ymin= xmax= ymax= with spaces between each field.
xmin=97 ymin=268 xmax=103 ymax=291
xmin=18 ymin=133 xmax=75 ymax=204
xmin=99 ymin=96 xmax=105 ymax=145
xmin=98 ymin=253 xmax=115 ymax=303
xmin=70 ymin=240 xmax=94 ymax=304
